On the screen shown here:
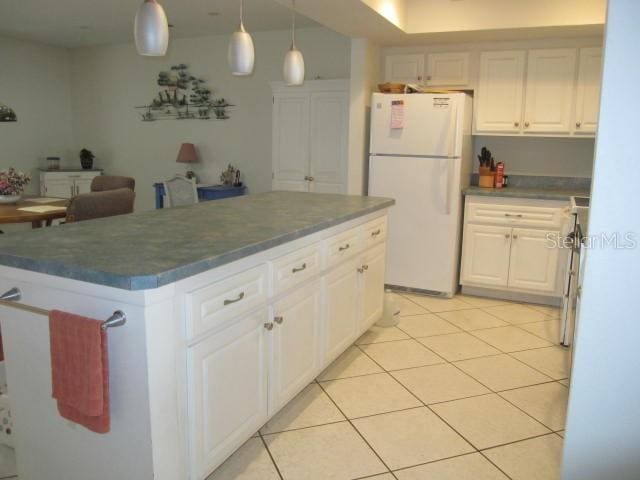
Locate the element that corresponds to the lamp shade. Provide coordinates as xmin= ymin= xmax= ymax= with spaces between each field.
xmin=228 ymin=23 xmax=255 ymax=76
xmin=134 ymin=0 xmax=169 ymax=56
xmin=177 ymin=143 xmax=198 ymax=163
xmin=283 ymin=47 xmax=305 ymax=86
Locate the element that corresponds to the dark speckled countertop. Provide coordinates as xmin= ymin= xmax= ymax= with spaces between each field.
xmin=0 ymin=192 xmax=394 ymax=290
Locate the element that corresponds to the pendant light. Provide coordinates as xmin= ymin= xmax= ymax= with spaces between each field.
xmin=134 ymin=0 xmax=169 ymax=56
xmin=283 ymin=0 xmax=305 ymax=86
xmin=228 ymin=0 xmax=255 ymax=76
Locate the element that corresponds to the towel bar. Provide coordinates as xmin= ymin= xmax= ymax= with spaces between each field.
xmin=0 ymin=287 xmax=127 ymax=330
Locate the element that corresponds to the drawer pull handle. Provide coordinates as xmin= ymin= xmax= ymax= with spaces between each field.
xmin=371 ymin=229 xmax=382 ymax=237
xmin=292 ymin=263 xmax=307 ymax=274
xmin=339 ymin=243 xmax=350 ymax=251
xmin=264 ymin=322 xmax=274 ymax=331
xmin=357 ymin=267 xmax=365 ymax=274
xmin=504 ymin=213 xmax=523 ymax=218
xmin=362 ymin=264 xmax=369 ymax=270
xmin=223 ymin=292 xmax=245 ymax=305
xmin=274 ymin=316 xmax=284 ymax=325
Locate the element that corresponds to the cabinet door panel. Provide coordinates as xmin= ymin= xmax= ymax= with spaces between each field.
xmin=508 ymin=228 xmax=560 ymax=293
xmin=272 ymin=94 xmax=310 ymax=189
xmin=523 ymin=48 xmax=577 ymax=134
xmin=270 ymin=282 xmax=322 ymax=413
xmin=426 ymin=52 xmax=470 ymax=86
xmin=384 ymin=54 xmax=424 ymax=84
xmin=188 ymin=309 xmax=269 ymax=479
xmin=476 ymin=51 xmax=526 ymax=133
xmin=461 ymin=224 xmax=512 ymax=287
xmin=309 ymin=92 xmax=347 ymax=194
xmin=574 ymin=47 xmax=602 ymax=135
xmin=43 ymin=179 xmax=74 ymax=198
xmin=360 ymin=244 xmax=386 ymax=330
xmin=74 ymin=178 xmax=93 ymax=195
xmin=324 ymin=260 xmax=359 ymax=363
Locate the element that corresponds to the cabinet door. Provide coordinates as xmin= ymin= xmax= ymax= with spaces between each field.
xmin=324 ymin=260 xmax=359 ymax=363
xmin=270 ymin=282 xmax=322 ymax=413
xmin=475 ymin=51 xmax=526 ymax=133
xmin=188 ymin=309 xmax=269 ymax=480
xmin=461 ymin=224 xmax=512 ymax=287
xmin=309 ymin=92 xmax=348 ymax=194
xmin=384 ymin=54 xmax=424 ymax=84
xmin=523 ymin=48 xmax=577 ymax=134
xmin=426 ymin=52 xmax=470 ymax=86
xmin=574 ymin=47 xmax=602 ymax=135
xmin=508 ymin=228 xmax=560 ymax=293
xmin=272 ymin=94 xmax=310 ymax=192
xmin=74 ymin=178 xmax=93 ymax=195
xmin=360 ymin=243 xmax=386 ymax=330
xmin=43 ymin=178 xmax=74 ymax=198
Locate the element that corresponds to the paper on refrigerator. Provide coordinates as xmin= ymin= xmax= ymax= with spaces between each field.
xmin=390 ymin=100 xmax=405 ymax=129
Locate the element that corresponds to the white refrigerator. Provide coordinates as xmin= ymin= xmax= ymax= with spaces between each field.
xmin=368 ymin=92 xmax=473 ymax=297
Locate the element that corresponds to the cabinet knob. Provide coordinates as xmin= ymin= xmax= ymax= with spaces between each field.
xmin=357 ymin=267 xmax=365 ymax=274
xmin=425 ymin=75 xmax=431 ymax=81
xmin=576 ymin=122 xmax=582 ymax=128
xmin=514 ymin=121 xmax=520 ymax=127
xmin=524 ymin=122 xmax=530 ymax=128
xmin=362 ymin=264 xmax=369 ymax=271
xmin=264 ymin=322 xmax=274 ymax=331
xmin=274 ymin=316 xmax=284 ymax=325
xmin=512 ymin=235 xmax=519 ymax=239
xmin=505 ymin=234 xmax=510 ymax=239
xmin=304 ymin=176 xmax=315 ymax=182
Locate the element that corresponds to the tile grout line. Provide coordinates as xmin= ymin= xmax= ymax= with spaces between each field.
xmin=315 ymin=381 xmax=399 ymax=480
xmin=257 ymin=431 xmax=285 ymax=480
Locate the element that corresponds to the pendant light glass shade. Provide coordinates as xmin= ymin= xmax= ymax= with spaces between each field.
xmin=283 ymin=3 xmax=305 ymax=86
xmin=134 ymin=0 xmax=169 ymax=56
xmin=228 ymin=0 xmax=255 ymax=76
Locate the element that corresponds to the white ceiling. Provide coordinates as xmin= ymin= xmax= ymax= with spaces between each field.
xmin=0 ymin=0 xmax=319 ymax=49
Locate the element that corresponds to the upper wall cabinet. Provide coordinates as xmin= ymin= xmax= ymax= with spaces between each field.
xmin=384 ymin=54 xmax=424 ymax=84
xmin=523 ymin=48 xmax=577 ymax=134
xmin=475 ymin=50 xmax=526 ymax=133
xmin=425 ymin=52 xmax=470 ymax=87
xmin=574 ymin=47 xmax=603 ymax=135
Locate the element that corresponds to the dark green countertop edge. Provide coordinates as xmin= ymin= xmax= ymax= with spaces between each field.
xmin=0 ymin=193 xmax=395 ymax=291
xmin=464 ymin=186 xmax=590 ymax=201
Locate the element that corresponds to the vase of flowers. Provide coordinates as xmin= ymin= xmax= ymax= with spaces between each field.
xmin=0 ymin=168 xmax=31 ymax=204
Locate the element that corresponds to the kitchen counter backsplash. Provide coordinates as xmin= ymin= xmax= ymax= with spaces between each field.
xmin=470 ymin=174 xmax=591 ymax=190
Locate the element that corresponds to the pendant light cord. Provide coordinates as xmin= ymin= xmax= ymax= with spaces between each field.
xmin=291 ymin=0 xmax=296 ymax=47
xmin=240 ymin=0 xmax=244 ymax=28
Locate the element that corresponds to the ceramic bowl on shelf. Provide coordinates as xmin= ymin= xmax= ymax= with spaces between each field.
xmin=0 ymin=194 xmax=21 ymax=204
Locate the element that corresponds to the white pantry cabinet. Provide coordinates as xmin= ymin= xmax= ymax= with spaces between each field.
xmin=384 ymin=53 xmax=425 ymax=84
xmin=574 ymin=47 xmax=603 ymax=135
xmin=475 ymin=50 xmax=527 ymax=133
xmin=461 ymin=196 xmax=569 ymax=297
xmin=39 ymin=170 xmax=102 ymax=198
xmin=426 ymin=52 xmax=470 ymax=87
xmin=523 ymin=48 xmax=577 ymax=134
xmin=271 ymin=80 xmax=349 ymax=194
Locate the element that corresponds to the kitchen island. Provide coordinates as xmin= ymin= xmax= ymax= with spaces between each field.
xmin=0 ymin=191 xmax=393 ymax=480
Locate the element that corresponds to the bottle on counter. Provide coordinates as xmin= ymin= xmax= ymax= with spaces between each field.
xmin=495 ymin=162 xmax=505 ymax=189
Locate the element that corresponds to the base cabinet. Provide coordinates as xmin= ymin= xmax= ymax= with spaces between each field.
xmin=360 ymin=244 xmax=386 ymax=329
xmin=324 ymin=260 xmax=359 ymax=363
xmin=188 ymin=309 xmax=270 ymax=480
xmin=461 ymin=197 xmax=568 ymax=297
xmin=40 ymin=170 xmax=102 ymax=198
xmin=270 ymin=282 xmax=322 ymax=414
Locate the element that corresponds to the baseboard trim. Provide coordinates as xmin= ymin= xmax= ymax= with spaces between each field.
xmin=461 ymin=285 xmax=562 ymax=307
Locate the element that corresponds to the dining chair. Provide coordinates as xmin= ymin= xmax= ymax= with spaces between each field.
xmin=163 ymin=175 xmax=198 ymax=208
xmin=65 ymin=188 xmax=135 ymax=223
xmin=91 ymin=175 xmax=136 ymax=192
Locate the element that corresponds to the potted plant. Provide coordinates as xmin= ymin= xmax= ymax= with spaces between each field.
xmin=0 ymin=168 xmax=31 ymax=204
xmin=79 ymin=149 xmax=95 ymax=170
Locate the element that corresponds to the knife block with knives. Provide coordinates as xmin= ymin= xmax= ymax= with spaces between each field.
xmin=478 ymin=147 xmax=496 ymax=188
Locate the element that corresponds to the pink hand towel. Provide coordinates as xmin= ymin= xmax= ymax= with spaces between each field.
xmin=49 ymin=310 xmax=110 ymax=434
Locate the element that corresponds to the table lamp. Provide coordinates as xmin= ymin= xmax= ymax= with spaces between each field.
xmin=177 ymin=143 xmax=198 ymax=180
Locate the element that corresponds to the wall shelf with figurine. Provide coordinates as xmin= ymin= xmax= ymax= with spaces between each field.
xmin=135 ymin=64 xmax=234 ymax=122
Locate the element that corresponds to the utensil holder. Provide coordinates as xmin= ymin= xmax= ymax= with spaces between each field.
xmin=479 ymin=174 xmax=495 ymax=188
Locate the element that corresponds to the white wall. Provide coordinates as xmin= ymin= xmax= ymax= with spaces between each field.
xmin=70 ymin=27 xmax=351 ymax=211
xmin=562 ymin=1 xmax=640 ymax=478
xmin=382 ymin=36 xmax=602 ymax=178
xmin=348 ymin=38 xmax=380 ymax=195
xmin=0 ymin=36 xmax=75 ymax=194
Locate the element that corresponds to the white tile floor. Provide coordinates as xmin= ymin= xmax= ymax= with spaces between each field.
xmin=0 ymin=293 xmax=570 ymax=480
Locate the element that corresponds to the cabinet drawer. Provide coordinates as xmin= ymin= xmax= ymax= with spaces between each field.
xmin=325 ymin=227 xmax=361 ymax=268
xmin=466 ymin=203 xmax=567 ymax=229
xmin=186 ymin=264 xmax=268 ymax=340
xmin=271 ymin=243 xmax=321 ymax=295
xmin=362 ymin=217 xmax=387 ymax=249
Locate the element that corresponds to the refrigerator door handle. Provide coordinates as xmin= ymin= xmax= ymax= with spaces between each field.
xmin=444 ymin=105 xmax=458 ymax=215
